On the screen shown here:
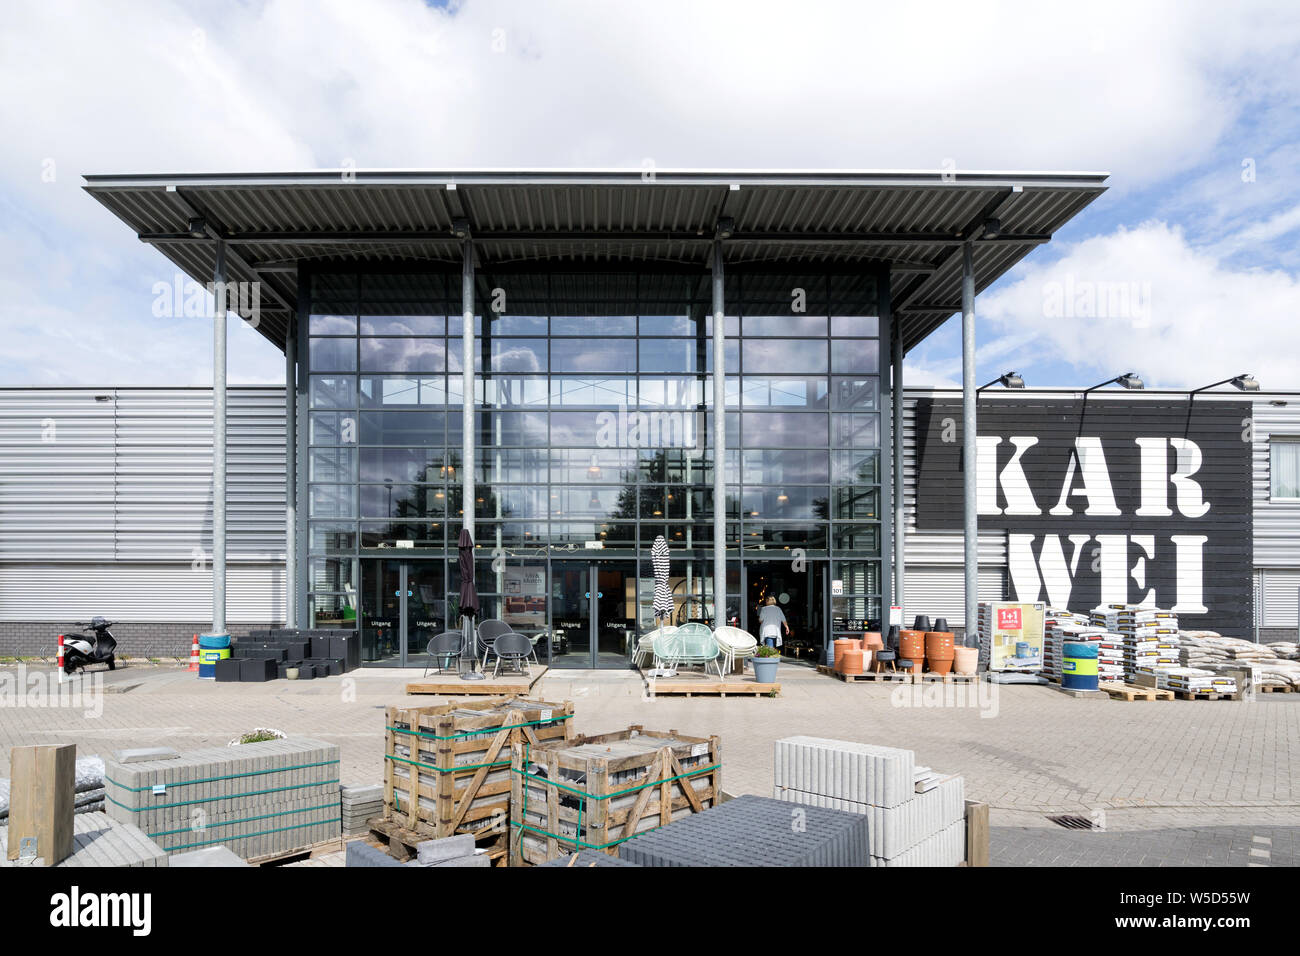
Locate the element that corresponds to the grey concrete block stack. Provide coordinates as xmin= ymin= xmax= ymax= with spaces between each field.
xmin=772 ymin=736 xmax=966 ymax=867
xmin=617 ymin=795 xmax=870 ymax=866
xmin=103 ymin=737 xmax=341 ymax=861
xmin=0 ymin=812 xmax=167 ymax=867
xmin=341 ymin=783 xmax=384 ymax=836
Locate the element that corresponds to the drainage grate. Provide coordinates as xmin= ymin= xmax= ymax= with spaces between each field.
xmin=1047 ymin=814 xmax=1095 ymax=830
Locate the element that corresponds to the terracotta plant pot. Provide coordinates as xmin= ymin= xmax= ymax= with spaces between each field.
xmin=840 ymin=648 xmax=864 ymax=675
xmin=899 ymin=629 xmax=927 ymax=672
xmin=833 ymin=638 xmax=859 ymax=672
xmin=953 ymin=646 xmax=978 ymax=675
xmin=925 ymin=631 xmax=956 ymax=674
xmin=862 ymin=632 xmax=884 ymax=651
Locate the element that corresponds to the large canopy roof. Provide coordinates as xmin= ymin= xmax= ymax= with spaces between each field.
xmin=84 ymin=168 xmax=1107 ymax=352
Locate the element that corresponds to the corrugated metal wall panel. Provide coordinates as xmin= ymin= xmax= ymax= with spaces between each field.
xmin=1252 ymin=402 xmax=1300 ymax=567
xmin=1261 ymin=569 xmax=1300 ymax=627
xmin=0 ymin=387 xmax=286 ymax=564
xmin=0 ymin=563 xmax=285 ymax=623
xmin=903 ymin=567 xmax=1005 ymax=628
xmin=0 ymin=391 xmax=117 ymax=559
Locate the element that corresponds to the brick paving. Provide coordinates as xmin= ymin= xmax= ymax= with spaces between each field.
xmin=3 ymin=659 xmax=1298 ymax=865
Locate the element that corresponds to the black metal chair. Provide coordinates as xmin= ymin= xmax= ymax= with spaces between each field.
xmin=423 ymin=630 xmax=463 ymax=677
xmin=491 ymin=632 xmax=532 ymax=678
xmin=476 ymin=619 xmax=513 ymax=670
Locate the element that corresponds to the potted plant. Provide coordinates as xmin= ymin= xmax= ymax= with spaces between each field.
xmin=752 ymin=644 xmax=780 ymax=683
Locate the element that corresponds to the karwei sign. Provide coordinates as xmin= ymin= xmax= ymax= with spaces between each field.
xmin=913 ymin=398 xmax=1252 ymax=634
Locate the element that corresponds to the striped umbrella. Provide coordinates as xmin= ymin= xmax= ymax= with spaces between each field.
xmin=651 ymin=534 xmax=673 ymax=623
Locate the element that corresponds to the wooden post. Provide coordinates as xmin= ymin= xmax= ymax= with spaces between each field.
xmin=964 ymin=800 xmax=989 ymax=867
xmin=7 ymin=744 xmax=76 ymax=865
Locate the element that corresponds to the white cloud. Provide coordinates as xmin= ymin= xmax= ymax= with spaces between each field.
xmin=978 ymin=221 xmax=1300 ymax=389
xmin=0 ymin=0 xmax=1299 ymax=384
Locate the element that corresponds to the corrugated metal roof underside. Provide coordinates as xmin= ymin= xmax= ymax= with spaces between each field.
xmin=84 ymin=170 xmax=1107 ymax=355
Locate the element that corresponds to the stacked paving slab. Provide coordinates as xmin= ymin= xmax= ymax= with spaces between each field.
xmin=216 ymin=628 xmax=360 ymax=683
xmin=0 ymin=811 xmax=167 ymax=867
xmin=618 ymin=795 xmax=870 ymax=866
xmin=341 ymin=783 xmax=384 ymax=836
xmin=103 ymin=737 xmax=341 ymax=861
xmin=771 ymin=736 xmax=965 ymax=867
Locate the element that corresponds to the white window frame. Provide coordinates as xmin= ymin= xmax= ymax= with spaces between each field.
xmin=1269 ymin=437 xmax=1300 ymax=502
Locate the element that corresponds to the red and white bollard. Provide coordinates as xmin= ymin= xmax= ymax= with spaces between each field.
xmin=188 ymin=634 xmax=200 ymax=672
xmin=57 ymin=633 xmax=65 ymax=684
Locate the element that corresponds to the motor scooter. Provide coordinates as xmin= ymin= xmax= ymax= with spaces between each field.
xmin=62 ymin=617 xmax=117 ymax=673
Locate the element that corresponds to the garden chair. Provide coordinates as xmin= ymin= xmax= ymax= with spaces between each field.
xmin=422 ymin=630 xmax=463 ymax=677
xmin=712 ymin=625 xmax=758 ymax=674
xmin=476 ymin=619 xmax=513 ymax=669
xmin=655 ymin=622 xmax=724 ymax=680
xmin=632 ymin=624 xmax=677 ymax=669
xmin=491 ymin=632 xmax=533 ymax=678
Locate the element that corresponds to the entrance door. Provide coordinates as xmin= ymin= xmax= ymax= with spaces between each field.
xmin=360 ymin=559 xmax=447 ymax=667
xmin=744 ymin=559 xmax=826 ymax=661
xmin=549 ymin=559 xmax=637 ymax=668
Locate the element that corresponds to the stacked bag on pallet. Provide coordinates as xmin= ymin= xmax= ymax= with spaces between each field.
xmin=1153 ymin=667 xmax=1238 ymax=695
xmin=103 ymin=737 xmax=341 ymax=860
xmin=213 ymin=628 xmax=360 ymax=683
xmin=1180 ymin=633 xmax=1300 ymax=690
xmin=1090 ymin=605 xmax=1181 ymax=681
xmin=771 ymin=736 xmax=965 ymax=867
xmin=1043 ymin=609 xmax=1114 ymax=682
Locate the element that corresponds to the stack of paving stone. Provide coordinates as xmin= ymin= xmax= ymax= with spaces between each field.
xmin=0 ymin=812 xmax=167 ymax=867
xmin=103 ymin=737 xmax=341 ymax=861
xmin=771 ymin=736 xmax=965 ymax=867
xmin=217 ymin=628 xmax=361 ymax=682
xmin=341 ymin=783 xmax=383 ymax=836
xmin=618 ymin=795 xmax=870 ymax=867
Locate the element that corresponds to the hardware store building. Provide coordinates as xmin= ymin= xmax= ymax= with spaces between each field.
xmin=12 ymin=170 xmax=1288 ymax=665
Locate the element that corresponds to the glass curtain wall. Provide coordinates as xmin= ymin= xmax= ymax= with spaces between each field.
xmin=302 ymin=268 xmax=884 ymax=664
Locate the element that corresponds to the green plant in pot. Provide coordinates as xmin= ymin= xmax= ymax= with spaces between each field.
xmin=752 ymin=644 xmax=780 ymax=683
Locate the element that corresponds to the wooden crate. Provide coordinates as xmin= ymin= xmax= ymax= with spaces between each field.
xmin=509 ymin=725 xmax=721 ymax=867
xmin=384 ymin=696 xmax=574 ymax=842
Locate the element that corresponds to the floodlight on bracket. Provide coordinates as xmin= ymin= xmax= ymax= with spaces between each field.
xmin=715 ymin=217 xmax=735 ymax=241
xmin=451 ymin=218 xmax=471 ymax=240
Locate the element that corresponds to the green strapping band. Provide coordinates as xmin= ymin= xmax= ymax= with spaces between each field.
xmin=385 ymin=753 xmax=509 ymax=775
xmin=105 ymin=778 xmax=339 ymax=812
xmin=385 ymin=713 xmax=570 ymax=742
xmin=104 ymin=760 xmax=338 ymax=792
xmin=147 ymin=802 xmax=338 ymax=838
xmin=512 ymin=763 xmax=719 ymax=802
xmin=160 ymin=814 xmax=337 ymax=853
xmin=510 ymin=819 xmax=638 ymax=851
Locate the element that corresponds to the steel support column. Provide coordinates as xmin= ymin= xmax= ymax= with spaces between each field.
xmin=284 ymin=325 xmax=297 ymax=629
xmin=892 ymin=312 xmax=906 ymax=628
xmin=711 ymin=241 xmax=726 ymax=628
xmin=211 ymin=240 xmax=228 ymax=636
xmin=461 ymin=241 xmax=476 ymax=544
xmin=961 ymin=242 xmax=978 ymax=645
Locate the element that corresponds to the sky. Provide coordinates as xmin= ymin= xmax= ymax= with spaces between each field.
xmin=1 ymin=0 xmax=1299 ymax=391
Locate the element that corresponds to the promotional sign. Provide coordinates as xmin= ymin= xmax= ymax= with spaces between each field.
xmin=913 ymin=398 xmax=1251 ymax=634
xmin=983 ymin=601 xmax=1045 ymax=672
xmin=502 ymin=566 xmax=547 ymax=629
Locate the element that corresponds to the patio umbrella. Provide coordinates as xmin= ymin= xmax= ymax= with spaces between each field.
xmin=651 ymin=534 xmax=673 ymax=624
xmin=458 ymin=528 xmax=483 ymax=680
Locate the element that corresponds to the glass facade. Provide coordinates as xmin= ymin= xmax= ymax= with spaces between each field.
xmin=301 ymin=268 xmax=887 ymax=666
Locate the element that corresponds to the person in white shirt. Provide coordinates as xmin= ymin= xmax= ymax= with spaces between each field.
xmin=756 ymin=596 xmax=791 ymax=648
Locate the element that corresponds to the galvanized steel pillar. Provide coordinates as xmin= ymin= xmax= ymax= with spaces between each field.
xmin=892 ymin=315 xmax=905 ymax=627
xmin=961 ymin=242 xmax=978 ymax=645
xmin=711 ymin=241 xmax=726 ymax=628
xmin=285 ymin=325 xmax=297 ymax=629
xmin=461 ymin=239 xmax=475 ymax=544
xmin=212 ymin=240 xmax=228 ymax=636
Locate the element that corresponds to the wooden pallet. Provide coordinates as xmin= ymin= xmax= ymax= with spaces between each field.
xmin=366 ymin=815 xmax=508 ymax=865
xmin=918 ymin=671 xmax=979 ymax=683
xmin=247 ymin=836 xmax=345 ymax=867
xmin=1255 ymin=684 xmax=1296 ymax=693
xmin=510 ymin=726 xmax=720 ymax=867
xmin=1100 ymin=681 xmax=1174 ymax=701
xmin=817 ymin=664 xmax=915 ymax=683
xmin=405 ymin=666 xmax=548 ymax=696
xmin=643 ymin=679 xmax=780 ymax=697
xmin=385 ymin=697 xmax=574 ymax=841
xmin=1172 ymin=689 xmax=1242 ymax=701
